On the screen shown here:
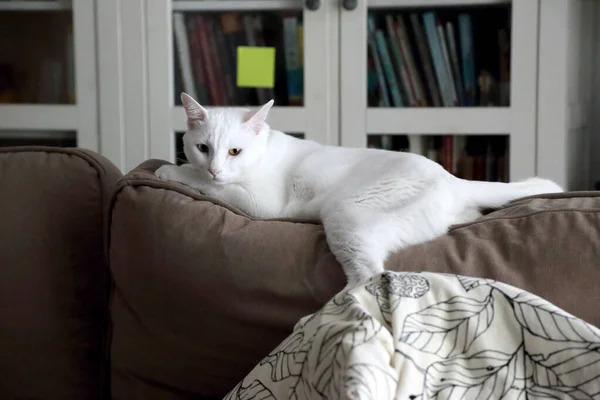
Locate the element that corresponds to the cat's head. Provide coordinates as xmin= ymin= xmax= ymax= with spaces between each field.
xmin=180 ymin=92 xmax=274 ymax=184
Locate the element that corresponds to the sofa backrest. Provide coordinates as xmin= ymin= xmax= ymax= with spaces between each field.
xmin=0 ymin=147 xmax=121 ymax=399
xmin=108 ymin=160 xmax=600 ymax=399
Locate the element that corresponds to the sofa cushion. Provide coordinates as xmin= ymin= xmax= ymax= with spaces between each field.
xmin=0 ymin=147 xmax=121 ymax=399
xmin=108 ymin=160 xmax=600 ymax=399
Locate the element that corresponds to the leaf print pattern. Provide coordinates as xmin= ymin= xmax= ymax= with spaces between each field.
xmin=457 ymin=275 xmax=497 ymax=292
xmin=222 ymin=272 xmax=600 ymax=400
xmin=400 ymin=293 xmax=494 ymax=358
xmin=512 ymin=292 xmax=600 ymax=343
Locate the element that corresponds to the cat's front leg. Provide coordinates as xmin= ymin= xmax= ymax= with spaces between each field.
xmin=156 ymin=164 xmax=202 ymax=187
xmin=156 ymin=164 xmax=262 ymax=215
xmin=155 ymin=164 xmax=221 ymax=196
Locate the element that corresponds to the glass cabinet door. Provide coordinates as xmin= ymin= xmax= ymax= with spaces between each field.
xmin=339 ymin=0 xmax=537 ymax=181
xmin=0 ymin=0 xmax=98 ymax=152
xmin=146 ymin=0 xmax=339 ymax=164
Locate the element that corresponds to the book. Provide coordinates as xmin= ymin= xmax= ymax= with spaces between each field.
xmin=396 ymin=15 xmax=427 ymax=107
xmin=173 ymin=12 xmax=197 ymax=100
xmin=196 ymin=16 xmax=221 ymax=105
xmin=409 ymin=13 xmax=442 ymax=107
xmin=367 ymin=15 xmax=390 ymax=107
xmin=458 ymin=14 xmax=476 ymax=106
xmin=283 ymin=15 xmax=303 ymax=106
xmin=206 ymin=17 xmax=228 ymax=105
xmin=422 ymin=12 xmax=454 ymax=107
xmin=436 ymin=18 xmax=458 ymax=106
xmin=385 ymin=15 xmax=413 ymax=106
xmin=445 ymin=22 xmax=465 ymax=106
xmin=373 ymin=23 xmax=404 ymax=107
xmin=186 ymin=17 xmax=210 ymax=104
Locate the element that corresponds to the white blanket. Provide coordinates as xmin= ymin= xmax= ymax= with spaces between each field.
xmin=224 ymin=272 xmax=600 ymax=400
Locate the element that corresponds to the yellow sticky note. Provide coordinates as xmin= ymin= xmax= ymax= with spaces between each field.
xmin=237 ymin=46 xmax=276 ymax=88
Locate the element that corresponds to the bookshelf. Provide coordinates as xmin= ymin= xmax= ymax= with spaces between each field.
xmin=0 ymin=0 xmax=97 ymax=151
xmin=340 ymin=0 xmax=534 ymax=183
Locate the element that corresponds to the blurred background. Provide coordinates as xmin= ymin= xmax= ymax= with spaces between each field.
xmin=0 ymin=0 xmax=597 ymax=190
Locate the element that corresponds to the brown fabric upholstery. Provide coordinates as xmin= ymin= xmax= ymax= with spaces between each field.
xmin=109 ymin=160 xmax=600 ymax=399
xmin=0 ymin=147 xmax=121 ymax=399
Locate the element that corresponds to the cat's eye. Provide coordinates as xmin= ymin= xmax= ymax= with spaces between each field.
xmin=228 ymin=148 xmax=242 ymax=156
xmin=198 ymin=144 xmax=209 ymax=153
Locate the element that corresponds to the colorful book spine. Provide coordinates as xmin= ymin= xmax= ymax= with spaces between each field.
xmin=367 ymin=15 xmax=390 ymax=107
xmin=422 ymin=12 xmax=453 ymax=107
xmin=220 ymin=13 xmax=247 ymax=105
xmin=186 ymin=17 xmax=210 ymax=105
xmin=384 ymin=15 xmax=411 ymax=106
xmin=213 ymin=19 xmax=237 ymax=105
xmin=283 ymin=16 xmax=303 ymax=106
xmin=172 ymin=12 xmax=197 ymax=100
xmin=206 ymin=17 xmax=228 ymax=105
xmin=409 ymin=13 xmax=442 ymax=107
xmin=445 ymin=22 xmax=465 ymax=106
xmin=458 ymin=14 xmax=476 ymax=107
xmin=196 ymin=16 xmax=220 ymax=105
xmin=375 ymin=29 xmax=403 ymax=107
xmin=382 ymin=15 xmax=416 ymax=107
xmin=396 ymin=15 xmax=427 ymax=106
xmin=436 ymin=19 xmax=458 ymax=106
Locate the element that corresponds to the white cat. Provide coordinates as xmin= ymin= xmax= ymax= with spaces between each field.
xmin=157 ymin=93 xmax=563 ymax=287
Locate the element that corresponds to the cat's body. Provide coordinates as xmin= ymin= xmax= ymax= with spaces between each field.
xmin=157 ymin=94 xmax=563 ymax=286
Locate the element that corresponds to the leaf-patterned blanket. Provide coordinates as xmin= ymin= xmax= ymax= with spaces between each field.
xmin=223 ymin=272 xmax=600 ymax=400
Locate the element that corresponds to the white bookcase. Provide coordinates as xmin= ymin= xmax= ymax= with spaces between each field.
xmin=0 ymin=0 xmax=98 ymax=151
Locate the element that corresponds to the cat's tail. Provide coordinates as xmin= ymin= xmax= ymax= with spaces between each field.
xmin=459 ymin=177 xmax=563 ymax=209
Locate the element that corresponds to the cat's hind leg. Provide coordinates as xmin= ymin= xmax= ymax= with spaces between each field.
xmin=321 ymin=204 xmax=395 ymax=288
xmin=322 ymin=197 xmax=451 ymax=289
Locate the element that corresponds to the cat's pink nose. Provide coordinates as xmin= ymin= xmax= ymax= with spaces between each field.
xmin=208 ymin=168 xmax=219 ymax=177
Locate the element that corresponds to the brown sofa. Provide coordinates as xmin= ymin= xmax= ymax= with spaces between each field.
xmin=1 ymin=147 xmax=599 ymax=399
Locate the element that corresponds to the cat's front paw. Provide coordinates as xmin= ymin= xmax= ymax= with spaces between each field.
xmin=155 ymin=165 xmax=178 ymax=181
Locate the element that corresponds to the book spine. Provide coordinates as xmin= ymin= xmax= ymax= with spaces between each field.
xmin=445 ymin=22 xmax=465 ymax=106
xmin=422 ymin=12 xmax=452 ymax=107
xmin=283 ymin=16 xmax=303 ymax=106
xmin=375 ymin=28 xmax=403 ymax=107
xmin=367 ymin=15 xmax=391 ymax=107
xmin=172 ymin=12 xmax=197 ymax=100
xmin=206 ymin=17 xmax=228 ymax=105
xmin=196 ymin=15 xmax=219 ymax=105
xmin=436 ymin=20 xmax=458 ymax=106
xmin=220 ymin=12 xmax=245 ymax=105
xmin=186 ymin=17 xmax=210 ymax=105
xmin=458 ymin=14 xmax=476 ymax=107
xmin=409 ymin=13 xmax=442 ymax=107
xmin=213 ymin=19 xmax=237 ymax=105
xmin=397 ymin=15 xmax=427 ymax=107
xmin=385 ymin=15 xmax=413 ymax=106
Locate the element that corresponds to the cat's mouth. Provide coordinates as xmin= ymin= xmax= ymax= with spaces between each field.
xmin=208 ymin=175 xmax=227 ymax=184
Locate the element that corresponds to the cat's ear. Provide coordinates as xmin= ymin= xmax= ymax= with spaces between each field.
xmin=181 ymin=92 xmax=208 ymax=121
xmin=244 ymin=99 xmax=274 ymax=134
